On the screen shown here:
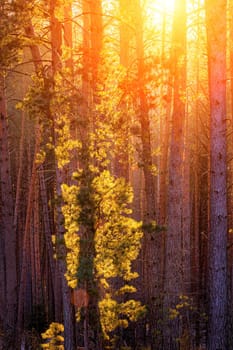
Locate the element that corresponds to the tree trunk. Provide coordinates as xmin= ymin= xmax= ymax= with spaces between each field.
xmin=64 ymin=3 xmax=73 ymax=72
xmin=82 ymin=2 xmax=104 ymax=348
xmin=89 ymin=0 xmax=103 ymax=98
xmin=50 ymin=1 xmax=76 ymax=348
xmin=133 ymin=2 xmax=161 ymax=348
xmin=163 ymin=0 xmax=187 ymax=348
xmin=0 ymin=75 xmax=17 ymax=338
xmin=206 ymin=1 xmax=228 ymax=349
xmin=17 ymin=122 xmax=41 ymax=335
xmin=228 ymin=1 xmax=233 ymax=346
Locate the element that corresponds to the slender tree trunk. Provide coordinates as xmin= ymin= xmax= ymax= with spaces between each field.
xmin=89 ymin=0 xmax=103 ymax=98
xmin=38 ymin=167 xmax=56 ymax=280
xmin=163 ymin=0 xmax=187 ymax=348
xmin=64 ymin=3 xmax=73 ymax=72
xmin=133 ymin=2 xmax=161 ymax=348
xmin=80 ymin=0 xmax=90 ymax=146
xmin=13 ymin=111 xmax=25 ymax=232
xmin=33 ymin=178 xmax=43 ymax=307
xmin=0 ymin=79 xmax=6 ymax=339
xmin=113 ymin=0 xmax=133 ymax=180
xmin=134 ymin=3 xmax=156 ymax=223
xmin=0 ymin=222 xmax=4 ymax=341
xmin=192 ymin=9 xmax=201 ymax=343
xmin=182 ymin=116 xmax=191 ymax=296
xmin=159 ymin=9 xmax=172 ymax=311
xmin=17 ymin=122 xmax=41 ymax=337
xmin=0 ymin=75 xmax=17 ymax=339
xmin=228 ymin=1 xmax=233 ymax=346
xmin=206 ymin=1 xmax=228 ymax=349
xmin=25 ymin=18 xmax=62 ymax=325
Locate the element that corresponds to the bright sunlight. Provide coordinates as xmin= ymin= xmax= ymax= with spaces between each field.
xmin=148 ymin=0 xmax=175 ymax=13
xmin=159 ymin=0 xmax=175 ymax=12
xmin=145 ymin=0 xmax=175 ymax=28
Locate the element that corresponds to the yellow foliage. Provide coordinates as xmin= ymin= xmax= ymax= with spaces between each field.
xmin=41 ymin=323 xmax=64 ymax=350
xmin=99 ymin=295 xmax=145 ymax=339
xmin=61 ymin=184 xmax=80 ymax=287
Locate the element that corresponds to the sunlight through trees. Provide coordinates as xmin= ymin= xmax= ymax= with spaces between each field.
xmin=0 ymin=0 xmax=231 ymax=349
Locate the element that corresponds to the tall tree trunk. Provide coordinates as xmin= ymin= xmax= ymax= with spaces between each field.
xmin=13 ymin=111 xmax=25 ymax=232
xmin=163 ymin=0 xmax=187 ymax=348
xmin=0 ymin=75 xmax=17 ymax=340
xmin=192 ymin=6 xmax=201 ymax=343
xmin=159 ymin=7 xmax=172 ymax=307
xmin=228 ymin=0 xmax=233 ymax=346
xmin=113 ymin=0 xmax=133 ymax=180
xmin=25 ymin=19 xmax=62 ymax=323
xmin=134 ymin=2 xmax=156 ymax=223
xmin=81 ymin=2 xmax=103 ymax=348
xmin=182 ymin=116 xmax=191 ymax=296
xmin=64 ymin=3 xmax=73 ymax=73
xmin=89 ymin=0 xmax=103 ymax=99
xmin=206 ymin=1 xmax=228 ymax=349
xmin=133 ymin=2 xmax=161 ymax=348
xmin=17 ymin=122 xmax=41 ymax=338
xmin=49 ymin=1 xmax=76 ymax=348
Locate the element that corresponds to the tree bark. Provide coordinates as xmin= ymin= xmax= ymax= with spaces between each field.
xmin=206 ymin=1 xmax=228 ymax=349
xmin=163 ymin=0 xmax=187 ymax=348
xmin=0 ymin=75 xmax=17 ymax=336
xmin=89 ymin=0 xmax=103 ymax=97
xmin=133 ymin=2 xmax=161 ymax=348
xmin=49 ymin=1 xmax=76 ymax=348
xmin=17 ymin=122 xmax=41 ymax=335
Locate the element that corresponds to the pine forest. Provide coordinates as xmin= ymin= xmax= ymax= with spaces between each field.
xmin=0 ymin=0 xmax=232 ymax=349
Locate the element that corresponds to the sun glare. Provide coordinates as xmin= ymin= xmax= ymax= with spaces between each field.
xmin=163 ymin=0 xmax=175 ymax=12
xmin=155 ymin=0 xmax=175 ymax=13
xmin=147 ymin=0 xmax=175 ymax=13
xmin=145 ymin=0 xmax=175 ymax=28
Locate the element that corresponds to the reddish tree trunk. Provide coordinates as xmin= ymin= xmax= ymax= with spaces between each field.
xmin=163 ymin=0 xmax=187 ymax=348
xmin=17 ymin=122 xmax=41 ymax=334
xmin=133 ymin=2 xmax=162 ymax=347
xmin=0 ymin=76 xmax=17 ymax=334
xmin=206 ymin=1 xmax=228 ymax=348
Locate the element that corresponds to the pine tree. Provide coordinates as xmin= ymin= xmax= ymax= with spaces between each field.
xmin=206 ymin=0 xmax=228 ymax=348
